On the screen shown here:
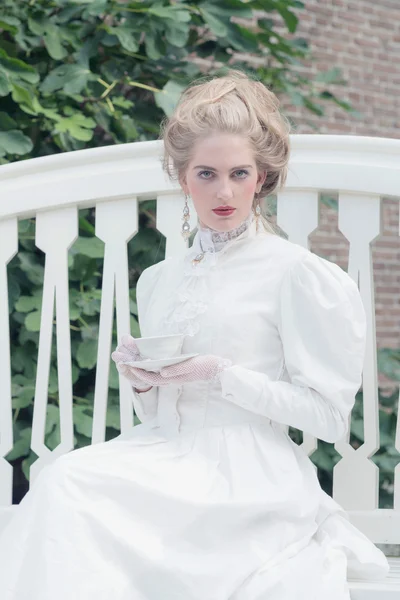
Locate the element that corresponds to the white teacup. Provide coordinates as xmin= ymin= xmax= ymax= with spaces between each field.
xmin=135 ymin=334 xmax=186 ymax=361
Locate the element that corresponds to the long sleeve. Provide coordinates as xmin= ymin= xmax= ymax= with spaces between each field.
xmin=219 ymin=251 xmax=367 ymax=443
xmin=130 ymin=262 xmax=163 ymax=423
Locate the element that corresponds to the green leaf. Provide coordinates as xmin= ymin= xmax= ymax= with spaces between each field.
xmin=45 ymin=423 xmax=61 ymax=450
xmin=0 ymin=111 xmax=17 ymax=130
xmin=78 ymin=215 xmax=96 ymax=235
xmin=27 ymin=17 xmax=47 ymax=36
xmin=76 ymin=290 xmax=102 ymax=316
xmin=18 ymin=252 xmax=44 ymax=285
xmin=48 ymin=366 xmax=59 ymax=395
xmin=200 ymin=8 xmax=228 ymax=37
xmin=25 ymin=310 xmax=42 ymax=332
xmin=258 ymin=18 xmax=275 ymax=31
xmin=11 ymin=83 xmax=37 ymax=112
xmin=13 ymin=386 xmax=35 ymax=409
xmin=106 ymin=404 xmax=121 ymax=430
xmin=108 ymin=28 xmax=139 ymax=53
xmin=43 ymin=25 xmax=69 ymax=60
xmin=69 ymin=305 xmax=81 ymax=321
xmin=319 ymin=91 xmax=354 ymax=113
xmin=82 ymin=0 xmax=108 ymax=17
xmin=73 ymin=405 xmax=94 ymax=438
xmin=148 ymin=5 xmax=191 ymax=22
xmin=0 ymin=17 xmax=19 ymax=35
xmin=41 ymin=64 xmax=92 ymax=95
xmin=111 ymin=114 xmax=139 ymax=142
xmin=0 ymin=69 xmax=11 ymax=96
xmin=55 ymin=113 xmax=96 ymax=142
xmin=112 ymin=97 xmax=134 ymax=110
xmin=10 ymin=83 xmax=59 ymax=120
xmin=72 ymin=236 xmax=104 ymax=258
xmin=77 ymin=339 xmax=98 ymax=369
xmin=278 ymin=7 xmax=299 ymax=34
xmin=80 ymin=324 xmax=99 ymax=342
xmin=15 ymin=295 xmax=41 ymax=313
xmin=22 ymin=451 xmax=37 ymax=483
xmin=8 ymin=277 xmax=21 ymax=312
xmin=129 ymin=296 xmax=138 ymax=316
xmin=144 ymin=28 xmax=166 ymax=60
xmin=130 ymin=314 xmax=141 ymax=338
xmin=223 ymin=23 xmax=259 ymax=52
xmin=208 ymin=0 xmax=253 ymax=18
xmin=0 ymin=48 xmax=39 ymax=84
xmin=69 ymin=253 xmax=98 ymax=282
xmin=0 ymin=130 xmax=33 ymax=157
xmin=165 ymin=22 xmax=190 ymax=48
xmin=11 ymin=345 xmax=34 ymax=374
xmin=109 ymin=362 xmax=120 ymax=390
xmin=155 ymin=80 xmax=185 ymax=117
xmin=6 ymin=428 xmax=31 ymax=462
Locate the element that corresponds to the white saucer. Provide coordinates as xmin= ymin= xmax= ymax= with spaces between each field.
xmin=122 ymin=353 xmax=199 ymax=372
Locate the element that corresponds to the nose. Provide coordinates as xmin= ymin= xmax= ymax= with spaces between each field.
xmin=216 ymin=178 xmax=234 ymax=200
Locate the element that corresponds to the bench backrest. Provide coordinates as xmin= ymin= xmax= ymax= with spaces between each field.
xmin=0 ymin=135 xmax=399 ymax=544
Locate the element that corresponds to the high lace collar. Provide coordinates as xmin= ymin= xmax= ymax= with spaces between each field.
xmin=196 ymin=212 xmax=254 ymax=255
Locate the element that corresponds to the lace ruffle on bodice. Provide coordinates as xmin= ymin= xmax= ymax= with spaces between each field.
xmin=163 ymin=213 xmax=256 ymax=336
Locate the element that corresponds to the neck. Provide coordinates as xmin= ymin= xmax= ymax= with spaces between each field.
xmin=198 ymin=212 xmax=254 ymax=253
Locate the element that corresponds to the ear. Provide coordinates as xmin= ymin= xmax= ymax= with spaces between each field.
xmin=257 ymin=170 xmax=267 ymax=192
xmin=179 ymin=174 xmax=188 ymax=196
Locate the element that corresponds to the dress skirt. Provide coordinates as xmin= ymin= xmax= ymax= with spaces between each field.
xmin=0 ymin=414 xmax=389 ymax=600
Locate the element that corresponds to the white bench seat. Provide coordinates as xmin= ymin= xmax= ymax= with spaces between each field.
xmin=350 ymin=557 xmax=400 ymax=598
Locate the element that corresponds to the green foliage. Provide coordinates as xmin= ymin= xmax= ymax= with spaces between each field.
xmin=0 ymin=0 xmax=352 ymax=163
xmin=6 ymin=203 xmax=166 ymax=501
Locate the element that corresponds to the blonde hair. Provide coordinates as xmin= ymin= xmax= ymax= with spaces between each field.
xmin=160 ymin=69 xmax=291 ymax=235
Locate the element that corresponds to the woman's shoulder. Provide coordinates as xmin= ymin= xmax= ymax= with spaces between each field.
xmin=136 ymin=254 xmax=183 ymax=293
xmin=137 ymin=258 xmax=169 ymax=289
xmin=257 ymin=232 xmax=358 ymax=296
xmin=270 ymin=235 xmax=361 ymax=307
xmin=256 ymin=231 xmax=309 ymax=269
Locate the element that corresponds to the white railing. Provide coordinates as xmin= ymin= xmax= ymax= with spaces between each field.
xmin=0 ymin=135 xmax=399 ymax=585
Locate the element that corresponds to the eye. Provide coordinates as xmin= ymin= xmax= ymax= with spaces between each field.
xmin=198 ymin=170 xmax=214 ymax=179
xmin=234 ymin=170 xmax=249 ymax=178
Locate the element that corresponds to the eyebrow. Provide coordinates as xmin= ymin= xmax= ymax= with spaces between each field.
xmin=193 ymin=164 xmax=254 ymax=170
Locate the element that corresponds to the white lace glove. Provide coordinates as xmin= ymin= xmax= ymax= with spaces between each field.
xmin=111 ymin=335 xmax=153 ymax=392
xmin=116 ymin=354 xmax=232 ymax=387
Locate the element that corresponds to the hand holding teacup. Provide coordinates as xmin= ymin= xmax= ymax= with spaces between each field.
xmin=112 ymin=333 xmax=232 ymax=389
xmin=112 ymin=334 xmax=186 ymax=391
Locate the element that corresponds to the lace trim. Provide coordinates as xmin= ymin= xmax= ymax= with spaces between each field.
xmin=199 ymin=213 xmax=254 ymax=252
xmin=163 ymin=214 xmax=256 ymax=337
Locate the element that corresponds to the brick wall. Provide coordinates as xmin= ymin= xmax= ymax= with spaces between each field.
xmin=279 ymin=0 xmax=400 ymax=138
xmin=277 ymin=0 xmax=400 ymax=391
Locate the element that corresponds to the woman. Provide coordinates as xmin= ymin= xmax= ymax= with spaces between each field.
xmin=0 ymin=70 xmax=388 ymax=599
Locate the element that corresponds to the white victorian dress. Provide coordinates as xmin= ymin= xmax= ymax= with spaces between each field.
xmin=0 ymin=213 xmax=389 ymax=599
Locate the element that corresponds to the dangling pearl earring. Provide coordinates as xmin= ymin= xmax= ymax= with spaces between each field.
xmin=181 ymin=194 xmax=191 ymax=240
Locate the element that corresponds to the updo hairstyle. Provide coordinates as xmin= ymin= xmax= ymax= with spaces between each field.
xmin=160 ymin=69 xmax=291 ymax=233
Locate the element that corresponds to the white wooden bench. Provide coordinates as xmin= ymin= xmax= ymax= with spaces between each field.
xmin=0 ymin=135 xmax=399 ymax=598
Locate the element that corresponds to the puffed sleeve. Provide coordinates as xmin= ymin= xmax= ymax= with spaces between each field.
xmin=129 ymin=262 xmax=163 ymax=423
xmin=219 ymin=251 xmax=367 ymax=443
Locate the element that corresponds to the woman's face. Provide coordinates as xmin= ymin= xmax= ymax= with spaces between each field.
xmin=180 ymin=133 xmax=266 ymax=232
